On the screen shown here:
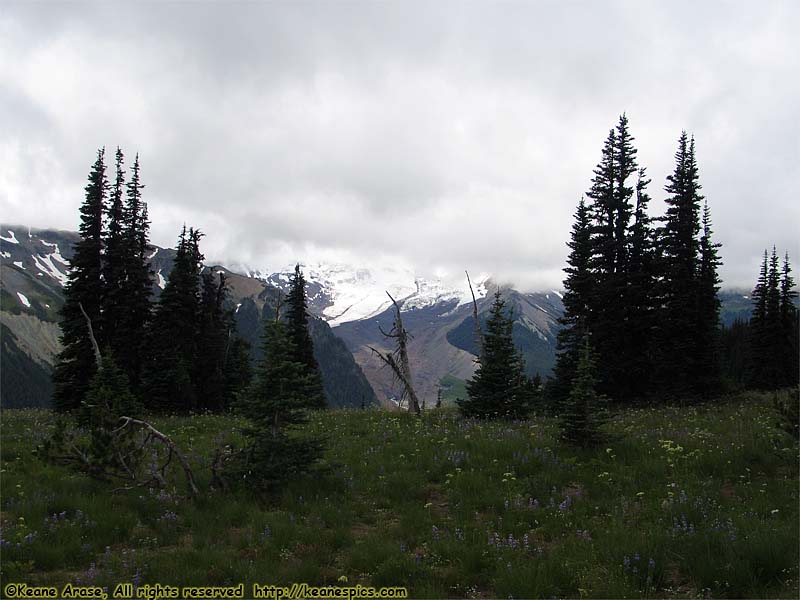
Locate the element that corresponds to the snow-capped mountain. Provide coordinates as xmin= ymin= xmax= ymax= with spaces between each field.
xmin=239 ymin=262 xmax=491 ymax=327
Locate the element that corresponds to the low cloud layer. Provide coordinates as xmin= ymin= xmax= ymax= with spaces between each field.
xmin=1 ymin=1 xmax=797 ymax=289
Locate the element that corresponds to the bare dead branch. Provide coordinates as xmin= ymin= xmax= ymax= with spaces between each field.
xmin=116 ymin=417 xmax=200 ymax=497
xmin=78 ymin=302 xmax=102 ymax=368
xmin=465 ymin=270 xmax=484 ymax=355
xmin=372 ymin=293 xmax=421 ymax=415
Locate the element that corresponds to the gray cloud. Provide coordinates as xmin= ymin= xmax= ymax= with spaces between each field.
xmin=1 ymin=1 xmax=797 ymax=289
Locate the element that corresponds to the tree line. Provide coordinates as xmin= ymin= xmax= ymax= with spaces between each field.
xmin=722 ymin=248 xmax=798 ymax=391
xmin=455 ymin=115 xmax=797 ymax=446
xmin=552 ymin=115 xmax=725 ymax=406
xmin=49 ymin=147 xmax=329 ymax=488
xmin=53 ymin=148 xmax=248 ymax=414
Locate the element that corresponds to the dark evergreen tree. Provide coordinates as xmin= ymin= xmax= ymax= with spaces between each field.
xmin=224 ymin=336 xmax=253 ymax=409
xmin=586 ymin=115 xmax=640 ymax=399
xmin=747 ymin=251 xmax=771 ymax=388
xmin=236 ymin=308 xmax=323 ymax=488
xmin=458 ymin=291 xmax=532 ymax=419
xmin=655 ymin=133 xmax=704 ymax=398
xmin=720 ymin=318 xmax=750 ymax=390
xmin=116 ymin=154 xmax=153 ymax=392
xmin=101 ymin=148 xmax=127 ymax=351
xmin=694 ymin=201 xmax=723 ymax=396
xmin=53 ymin=149 xmax=108 ymax=412
xmin=552 ymin=198 xmax=593 ymax=406
xmin=285 ymin=264 xmax=326 ymax=408
xmin=762 ymin=248 xmax=785 ymax=387
xmin=623 ymin=168 xmax=657 ymax=400
xmin=747 ymin=248 xmax=797 ymax=389
xmin=779 ymin=253 xmax=799 ymax=387
xmin=195 ymin=270 xmax=248 ymax=412
xmin=560 ymin=336 xmax=607 ymax=447
xmin=143 ymin=227 xmax=204 ymax=411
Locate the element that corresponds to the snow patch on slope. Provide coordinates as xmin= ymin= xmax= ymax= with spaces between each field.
xmin=255 ymin=262 xmax=490 ymax=327
xmin=17 ymin=292 xmax=31 ymax=308
xmin=32 ymin=252 xmax=69 ymax=286
xmin=40 ymin=240 xmax=69 ymax=264
xmin=1 ymin=229 xmax=20 ymax=244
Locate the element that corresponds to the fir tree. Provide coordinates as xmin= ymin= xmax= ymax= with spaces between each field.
xmin=655 ymin=133 xmax=704 ymax=398
xmin=284 ymin=264 xmax=326 ymax=408
xmin=779 ymin=253 xmax=799 ymax=387
xmin=458 ymin=291 xmax=532 ymax=419
xmin=552 ymin=198 xmax=593 ymax=405
xmin=747 ymin=248 xmax=797 ymax=389
xmin=101 ymin=148 xmax=127 ymax=351
xmin=143 ymin=227 xmax=204 ymax=411
xmin=195 ymin=270 xmax=247 ymax=412
xmin=720 ymin=318 xmax=750 ymax=389
xmin=585 ymin=114 xmax=641 ymax=399
xmin=748 ymin=251 xmax=771 ymax=388
xmin=560 ymin=336 xmax=607 ymax=447
xmin=236 ymin=306 xmax=323 ymax=488
xmin=694 ymin=201 xmax=723 ymax=396
xmin=224 ymin=336 xmax=253 ymax=409
xmin=53 ymin=149 xmax=108 ymax=412
xmin=116 ymin=154 xmax=153 ymax=392
xmin=623 ymin=168 xmax=657 ymax=400
xmin=763 ymin=248 xmax=785 ymax=386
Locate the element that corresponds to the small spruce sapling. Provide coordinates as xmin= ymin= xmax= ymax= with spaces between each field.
xmin=560 ymin=336 xmax=607 ymax=447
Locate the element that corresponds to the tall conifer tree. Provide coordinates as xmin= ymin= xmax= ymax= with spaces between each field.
xmin=585 ymin=114 xmax=640 ymax=399
xmin=655 ymin=133 xmax=704 ymax=398
xmin=102 ymin=148 xmax=127 ymax=351
xmin=120 ymin=155 xmax=152 ymax=389
xmin=779 ymin=254 xmax=799 ymax=386
xmin=747 ymin=251 xmax=771 ymax=388
xmin=623 ymin=168 xmax=657 ymax=399
xmin=694 ymin=201 xmax=723 ymax=396
xmin=552 ymin=198 xmax=593 ymax=405
xmin=195 ymin=271 xmax=246 ymax=412
xmin=285 ymin=264 xmax=326 ymax=409
xmin=143 ymin=227 xmax=203 ymax=411
xmin=53 ymin=149 xmax=108 ymax=412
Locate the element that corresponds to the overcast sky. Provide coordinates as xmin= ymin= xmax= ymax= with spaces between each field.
xmin=1 ymin=1 xmax=797 ymax=290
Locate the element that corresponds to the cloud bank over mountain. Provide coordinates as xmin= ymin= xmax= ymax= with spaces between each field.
xmin=1 ymin=2 xmax=798 ymax=289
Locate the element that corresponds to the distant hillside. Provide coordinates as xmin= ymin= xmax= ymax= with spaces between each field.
xmin=331 ymin=286 xmax=562 ymax=406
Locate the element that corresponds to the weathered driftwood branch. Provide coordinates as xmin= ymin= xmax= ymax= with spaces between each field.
xmin=115 ymin=417 xmax=200 ymax=497
xmin=370 ymin=292 xmax=421 ymax=415
xmin=465 ymin=270 xmax=484 ymax=355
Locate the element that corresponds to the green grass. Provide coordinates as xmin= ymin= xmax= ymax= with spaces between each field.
xmin=1 ymin=392 xmax=798 ymax=598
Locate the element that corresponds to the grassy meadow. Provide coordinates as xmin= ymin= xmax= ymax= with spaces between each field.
xmin=1 ymin=391 xmax=798 ymax=598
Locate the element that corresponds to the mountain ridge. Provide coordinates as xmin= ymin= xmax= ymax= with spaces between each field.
xmin=1 ymin=224 xmax=760 ymax=409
